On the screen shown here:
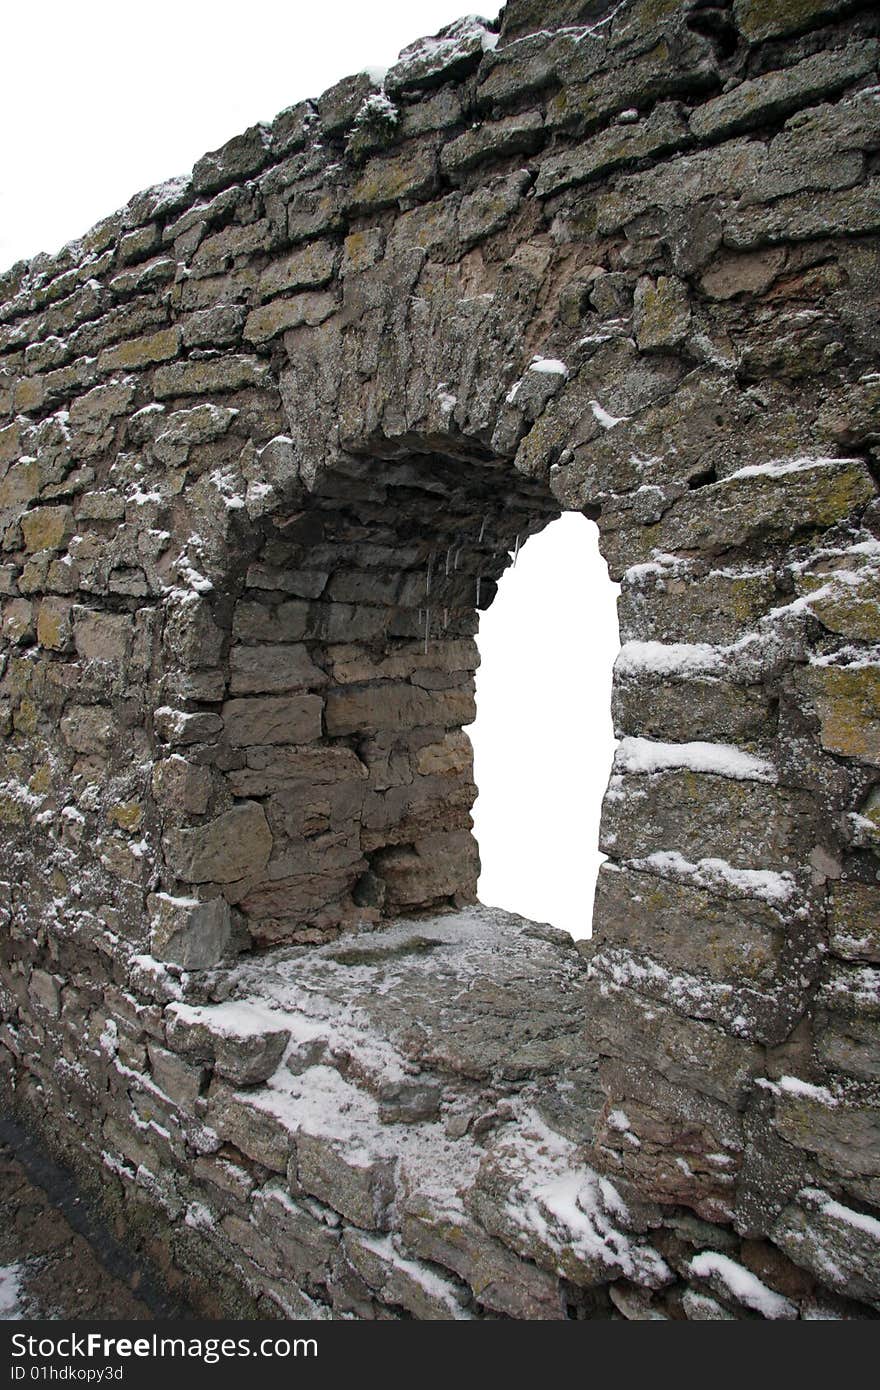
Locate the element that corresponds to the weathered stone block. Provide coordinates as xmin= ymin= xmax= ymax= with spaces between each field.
xmin=0 ymin=458 xmax=40 ymax=510
xmin=325 ymin=683 xmax=474 ymax=736
xmin=296 ymin=1131 xmax=396 ymax=1230
xmin=372 ymin=830 xmax=478 ymax=909
xmin=77 ymin=489 xmax=126 ymax=521
xmin=28 ymin=968 xmax=62 ymax=1018
xmin=401 ymin=1193 xmax=565 ymax=1318
xmin=148 ymin=892 xmax=232 ymax=968
xmin=634 ymin=275 xmax=691 ymax=351
xmin=232 ymin=599 xmax=308 ymax=642
xmin=593 ymin=864 xmax=784 ymax=987
xmin=343 ymin=1229 xmax=470 ymax=1319
xmin=443 ymin=111 xmax=543 ymax=177
xmin=816 ymin=1011 xmax=880 ymax=1083
xmin=166 ymin=1000 xmax=290 ymax=1085
xmin=60 ymin=703 xmax=113 ymax=754
xmin=584 ymin=979 xmax=762 ymax=1109
xmin=0 ymin=420 xmax=21 ymax=466
xmin=151 ymin=755 xmax=212 ymax=815
xmin=252 ymin=1184 xmax=339 ymax=1285
xmin=74 ymin=608 xmax=131 ymax=664
xmin=153 ymin=356 xmax=272 ymax=398
xmin=828 ymin=884 xmax=880 ymax=963
xmin=806 ymin=664 xmax=880 ymax=767
xmin=163 ymin=801 xmax=272 ymax=884
xmin=206 ymin=1081 xmax=291 ymax=1172
xmin=352 ymin=142 xmax=439 ymax=211
xmin=192 ymin=124 xmax=270 ymax=193
xmin=537 ymin=103 xmax=689 ymax=196
xmin=690 ymin=43 xmax=877 ymax=143
xmin=2 ymin=597 xmax=33 ymax=644
xmin=772 ymin=1187 xmax=880 ymax=1308
xmin=118 ymin=222 xmax=160 ymax=264
xmin=222 ymin=695 xmax=323 ymax=747
xmin=68 ymin=379 xmax=135 ymax=427
xmin=769 ymin=1078 xmax=880 ymax=1180
xmin=643 ymin=458 xmax=874 ymax=555
xmin=733 ymin=0 xmax=857 ymax=43
xmin=147 ymin=1041 xmax=208 ymax=1107
xmin=377 ymin=1079 xmax=442 ymax=1124
xmin=458 ymin=171 xmax=531 ymax=246
xmin=243 ymin=292 xmax=336 ymax=344
xmin=259 ymin=242 xmax=336 ymax=300
xmin=386 ymin=15 xmax=492 ymax=93
xmin=163 ymin=599 xmax=224 ymax=671
xmin=36 ymin=596 xmax=73 ymax=650
xmin=97 ymin=327 xmax=181 ymax=374
xmin=601 ymin=770 xmax=817 ymax=871
xmin=153 ymin=708 xmax=223 ymax=746
xmin=229 ymin=643 xmax=328 ymax=695
xmin=21 ymin=505 xmax=74 ymax=553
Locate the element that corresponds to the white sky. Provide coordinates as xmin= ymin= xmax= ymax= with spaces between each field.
xmin=471 ymin=515 xmax=618 ymax=939
xmin=0 ymin=1 xmax=473 ymax=270
xmin=1 ymin=1 xmax=621 ymax=938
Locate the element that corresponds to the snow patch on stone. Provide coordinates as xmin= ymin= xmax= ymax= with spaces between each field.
xmin=615 ymin=736 xmax=775 ymax=783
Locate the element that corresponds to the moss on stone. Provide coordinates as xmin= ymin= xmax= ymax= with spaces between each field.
xmin=813 ymin=666 xmax=880 ymax=766
xmin=109 ymin=801 xmax=143 ymax=832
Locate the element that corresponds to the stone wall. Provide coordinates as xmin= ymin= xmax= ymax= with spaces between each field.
xmin=1 ymin=0 xmax=879 ymax=1319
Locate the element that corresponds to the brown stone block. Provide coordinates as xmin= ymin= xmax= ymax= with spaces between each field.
xmin=163 ymin=801 xmax=272 ymax=884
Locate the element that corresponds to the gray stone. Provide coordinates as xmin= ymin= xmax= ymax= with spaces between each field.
xmin=165 ymin=1001 xmax=290 ymax=1085
xmin=772 ymin=1188 xmax=880 ymax=1309
xmin=402 ymin=1192 xmax=566 ymax=1319
xmin=377 ymin=1079 xmax=442 ymax=1124
xmin=633 ymin=275 xmax=691 ymax=351
xmin=229 ymin=644 xmax=328 ymax=696
xmin=221 ymin=695 xmax=323 ymax=747
xmin=296 ymin=1132 xmax=396 ymax=1230
xmin=206 ymin=1081 xmax=291 ymax=1172
xmin=148 ymin=893 xmax=232 ymax=968
xmin=690 ymin=43 xmax=878 ymax=142
xmin=343 ymin=1228 xmax=470 ymax=1319
xmin=163 ymin=802 xmax=273 ymax=884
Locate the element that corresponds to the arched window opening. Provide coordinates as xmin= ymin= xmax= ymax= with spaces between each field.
xmin=468 ymin=513 xmax=619 ymax=940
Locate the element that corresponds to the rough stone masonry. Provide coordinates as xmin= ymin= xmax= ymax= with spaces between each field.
xmin=1 ymin=0 xmax=879 ymax=1319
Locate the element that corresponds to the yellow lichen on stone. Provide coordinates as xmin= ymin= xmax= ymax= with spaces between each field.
xmin=21 ymin=505 xmax=73 ymax=554
xmin=50 ymin=867 xmax=68 ymax=896
xmin=13 ymin=697 xmax=38 ymax=735
xmin=798 ymin=568 xmax=880 ymax=642
xmin=634 ymin=274 xmax=691 ymax=350
xmin=109 ymin=801 xmax=144 ymax=832
xmin=29 ymin=764 xmax=52 ymax=795
xmin=734 ymin=0 xmax=848 ymax=43
xmin=342 ymin=229 xmax=382 ymax=274
xmin=36 ymin=599 xmax=71 ymax=651
xmin=0 ymin=793 xmax=25 ymax=825
xmin=812 ymin=665 xmax=880 ymax=767
xmin=97 ymin=327 xmax=181 ymax=373
xmin=0 ymin=458 xmax=40 ymax=510
xmin=14 ymin=376 xmax=45 ymax=413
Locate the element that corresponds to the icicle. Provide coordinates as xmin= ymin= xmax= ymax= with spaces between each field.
xmin=445 ymin=545 xmax=452 ymax=577
xmin=424 ymin=606 xmax=431 ymax=654
xmin=477 ymin=515 xmax=488 ymax=544
xmin=513 ymin=533 xmax=521 ymax=566
xmin=443 ymin=606 xmax=449 ymax=631
xmin=453 ymin=546 xmax=461 ymax=571
xmin=476 ymin=576 xmax=481 ymax=607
